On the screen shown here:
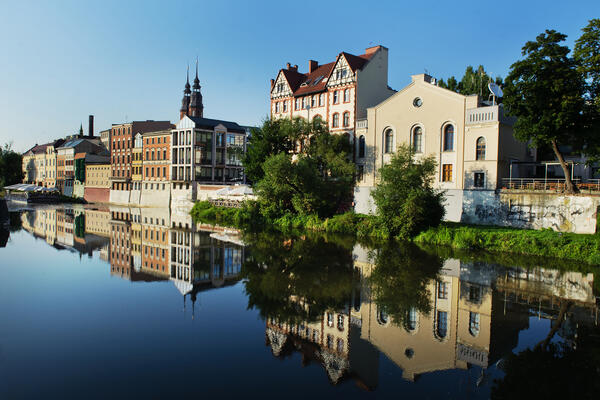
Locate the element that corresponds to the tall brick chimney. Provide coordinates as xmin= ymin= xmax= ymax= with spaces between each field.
xmin=286 ymin=62 xmax=291 ymax=70
xmin=309 ymin=60 xmax=318 ymax=73
xmin=88 ymin=115 xmax=94 ymax=138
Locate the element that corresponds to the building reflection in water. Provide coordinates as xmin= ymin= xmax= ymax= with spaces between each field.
xmin=19 ymin=205 xmax=246 ymax=313
xmin=17 ymin=207 xmax=600 ymax=392
xmin=263 ymin=243 xmax=598 ymax=390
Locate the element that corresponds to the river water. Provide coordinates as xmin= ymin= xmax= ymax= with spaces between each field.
xmin=0 ymin=204 xmax=598 ymax=399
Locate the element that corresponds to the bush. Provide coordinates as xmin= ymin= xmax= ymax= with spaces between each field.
xmin=371 ymin=144 xmax=445 ymax=239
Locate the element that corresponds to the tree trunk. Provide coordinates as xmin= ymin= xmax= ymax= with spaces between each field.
xmin=535 ymin=300 xmax=571 ymax=351
xmin=550 ymin=139 xmax=576 ymax=193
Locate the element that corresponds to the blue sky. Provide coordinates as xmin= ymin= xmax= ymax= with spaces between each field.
xmin=1 ymin=0 xmax=598 ymax=152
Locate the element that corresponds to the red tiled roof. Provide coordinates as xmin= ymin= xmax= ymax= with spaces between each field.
xmin=276 ymin=47 xmax=380 ymax=98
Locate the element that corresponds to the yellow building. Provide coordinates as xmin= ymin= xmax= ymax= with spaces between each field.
xmin=354 ymin=74 xmax=532 ymax=220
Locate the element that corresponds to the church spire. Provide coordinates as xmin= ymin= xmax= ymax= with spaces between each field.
xmin=180 ymin=65 xmax=191 ymax=119
xmin=189 ymin=58 xmax=204 ymax=118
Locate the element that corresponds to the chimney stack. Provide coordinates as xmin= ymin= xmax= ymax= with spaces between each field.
xmin=286 ymin=62 xmax=291 ymax=70
xmin=293 ymin=64 xmax=298 ymax=71
xmin=88 ymin=115 xmax=94 ymax=138
xmin=270 ymin=79 xmax=275 ymax=89
xmin=309 ymin=60 xmax=318 ymax=73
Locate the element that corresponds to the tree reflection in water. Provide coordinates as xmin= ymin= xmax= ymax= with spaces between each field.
xmin=242 ymin=232 xmax=356 ymax=324
xmin=368 ymin=243 xmax=443 ymax=331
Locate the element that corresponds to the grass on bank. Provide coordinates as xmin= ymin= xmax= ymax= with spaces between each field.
xmin=190 ymin=201 xmax=600 ymax=266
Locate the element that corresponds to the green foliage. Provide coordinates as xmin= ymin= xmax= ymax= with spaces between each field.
xmin=0 ymin=143 xmax=24 ymax=188
xmin=574 ymin=19 xmax=600 ymax=162
xmin=252 ymin=117 xmax=354 ymax=219
xmin=438 ymin=65 xmax=502 ymax=96
xmin=368 ymin=244 xmax=442 ymax=330
xmin=371 ymin=144 xmax=445 ymax=239
xmin=242 ymin=118 xmax=297 ymax=183
xmin=504 ymin=30 xmax=586 ymax=148
xmin=415 ymin=223 xmax=600 ymax=265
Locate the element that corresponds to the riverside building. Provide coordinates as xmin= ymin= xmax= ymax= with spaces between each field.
xmin=269 ymin=45 xmax=395 ymax=157
xmin=354 ymin=74 xmax=532 ymax=221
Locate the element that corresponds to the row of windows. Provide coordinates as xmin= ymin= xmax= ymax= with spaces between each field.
xmin=332 ymin=112 xmax=351 ymax=128
xmin=274 ymin=89 xmax=353 ymax=113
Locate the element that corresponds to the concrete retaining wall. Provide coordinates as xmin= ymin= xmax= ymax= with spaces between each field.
xmin=460 ymin=190 xmax=599 ymax=234
xmin=141 ymin=183 xmax=170 ymax=207
xmin=109 ymin=189 xmax=131 ymax=205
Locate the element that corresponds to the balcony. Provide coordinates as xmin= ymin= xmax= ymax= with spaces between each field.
xmin=466 ymin=105 xmax=516 ymax=126
xmin=356 ymin=119 xmax=367 ymax=129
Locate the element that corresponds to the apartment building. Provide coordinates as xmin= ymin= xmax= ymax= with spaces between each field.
xmin=109 ymin=120 xmax=172 ymax=204
xmin=270 ymin=45 xmax=395 ymax=157
xmin=84 ymin=163 xmax=111 ymax=203
xmin=141 ymin=129 xmax=171 ymax=206
xmin=56 ymin=138 xmax=108 ymax=196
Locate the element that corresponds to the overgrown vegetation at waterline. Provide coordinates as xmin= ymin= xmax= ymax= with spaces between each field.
xmin=414 ymin=223 xmax=600 ymax=265
xmin=191 ymin=201 xmax=600 ymax=266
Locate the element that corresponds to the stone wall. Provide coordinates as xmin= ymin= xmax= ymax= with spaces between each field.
xmin=460 ymin=190 xmax=599 ymax=234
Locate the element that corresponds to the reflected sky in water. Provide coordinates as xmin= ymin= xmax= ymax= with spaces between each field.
xmin=0 ymin=204 xmax=598 ymax=399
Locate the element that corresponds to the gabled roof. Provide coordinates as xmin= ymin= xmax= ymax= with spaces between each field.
xmin=187 ymin=116 xmax=246 ymax=134
xmin=273 ymin=47 xmax=380 ymax=98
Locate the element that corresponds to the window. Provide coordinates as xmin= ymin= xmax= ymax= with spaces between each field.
xmin=378 ymin=307 xmax=389 ymax=325
xmin=337 ymin=338 xmax=344 ymax=353
xmin=469 ymin=312 xmax=480 ymax=336
xmin=469 ymin=285 xmax=482 ymax=302
xmin=344 ymin=89 xmax=350 ymax=102
xmin=295 ymin=98 xmax=300 ymax=110
xmin=332 ymin=113 xmax=339 ymax=128
xmin=327 ymin=335 xmax=333 ymax=349
xmin=443 ymin=125 xmax=454 ymax=151
xmin=275 ymin=102 xmax=280 ymax=113
xmin=337 ymin=314 xmax=344 ymax=331
xmin=407 ymin=308 xmax=418 ymax=331
xmin=384 ymin=129 xmax=394 ymax=153
xmin=327 ymin=312 xmax=334 ymax=327
xmin=442 ymin=164 xmax=453 ymax=182
xmin=438 ymin=281 xmax=448 ymax=299
xmin=412 ymin=126 xmax=423 ymax=153
xmin=474 ymin=172 xmax=485 ymax=188
xmin=319 ymin=93 xmax=324 ymax=106
xmin=333 ymin=90 xmax=339 ymax=104
xmin=436 ymin=311 xmax=448 ymax=338
xmin=358 ymin=135 xmax=365 ymax=158
xmin=311 ymin=96 xmax=316 ymax=108
xmin=283 ymin=100 xmax=288 ymax=112
xmin=343 ymin=112 xmax=350 ymax=127
xmin=301 ymin=97 xmax=306 ymax=109
xmin=476 ymin=137 xmax=486 ymax=160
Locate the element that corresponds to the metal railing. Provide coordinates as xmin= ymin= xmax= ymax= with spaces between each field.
xmin=501 ymin=178 xmax=600 ymax=192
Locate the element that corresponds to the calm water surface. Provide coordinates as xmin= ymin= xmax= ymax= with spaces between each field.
xmin=0 ymin=204 xmax=599 ymax=399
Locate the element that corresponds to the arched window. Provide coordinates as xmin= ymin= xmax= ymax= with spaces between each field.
xmin=407 ymin=307 xmax=418 ymax=331
xmin=332 ymin=113 xmax=339 ymax=128
xmin=313 ymin=114 xmax=322 ymax=122
xmin=443 ymin=124 xmax=454 ymax=151
xmin=377 ymin=306 xmax=389 ymax=325
xmin=476 ymin=137 xmax=486 ymax=160
xmin=343 ymin=112 xmax=350 ymax=127
xmin=358 ymin=135 xmax=366 ymax=158
xmin=384 ymin=129 xmax=394 ymax=154
xmin=469 ymin=312 xmax=480 ymax=336
xmin=412 ymin=126 xmax=423 ymax=153
xmin=436 ymin=311 xmax=447 ymax=338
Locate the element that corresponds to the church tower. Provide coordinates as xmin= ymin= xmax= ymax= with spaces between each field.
xmin=180 ymin=66 xmax=191 ymax=120
xmin=189 ymin=59 xmax=204 ymax=118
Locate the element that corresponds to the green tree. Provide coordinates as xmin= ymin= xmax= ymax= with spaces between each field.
xmin=574 ymin=19 xmax=600 ymax=161
xmin=503 ymin=30 xmax=586 ymax=193
xmin=438 ymin=65 xmax=502 ymax=96
xmin=0 ymin=143 xmax=24 ymax=188
xmin=254 ymin=118 xmax=354 ymax=219
xmin=371 ymin=144 xmax=445 ymax=239
xmin=242 ymin=118 xmax=301 ymax=183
